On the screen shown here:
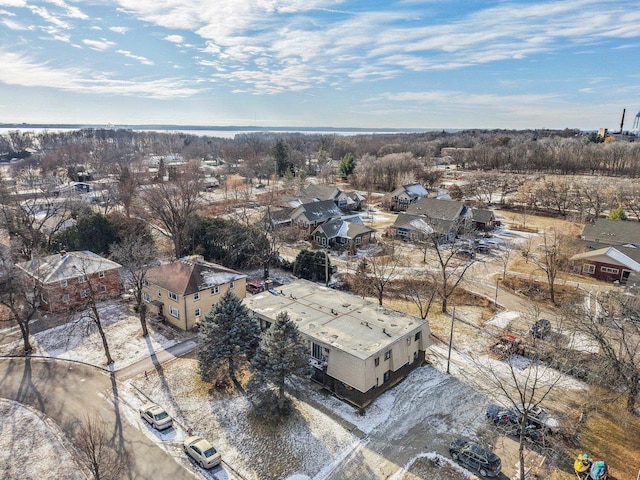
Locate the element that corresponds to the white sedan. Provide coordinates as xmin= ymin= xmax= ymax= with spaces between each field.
xmin=139 ymin=402 xmax=173 ymax=431
xmin=183 ymin=436 xmax=222 ymax=469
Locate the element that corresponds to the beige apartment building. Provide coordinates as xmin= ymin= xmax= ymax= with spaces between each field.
xmin=143 ymin=256 xmax=246 ymax=331
xmin=245 ymin=279 xmax=431 ymax=408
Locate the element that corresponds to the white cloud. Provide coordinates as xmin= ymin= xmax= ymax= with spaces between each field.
xmin=116 ymin=49 xmax=154 ymax=65
xmin=1 ymin=17 xmax=29 ymax=30
xmin=29 ymin=5 xmax=70 ymax=29
xmin=0 ymin=49 xmax=202 ymax=98
xmin=82 ymin=38 xmax=116 ymax=51
xmin=0 ymin=1 xmax=26 ymax=6
xmin=164 ymin=34 xmax=185 ymax=44
xmin=110 ymin=26 xmax=129 ymax=34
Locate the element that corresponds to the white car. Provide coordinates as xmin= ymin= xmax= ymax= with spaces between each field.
xmin=529 ymin=405 xmax=560 ymax=433
xmin=183 ymin=436 xmax=222 ymax=469
xmin=139 ymin=402 xmax=173 ymax=431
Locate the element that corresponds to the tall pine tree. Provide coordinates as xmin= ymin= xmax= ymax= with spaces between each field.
xmin=198 ymin=291 xmax=259 ymax=386
xmin=250 ymin=311 xmax=308 ymax=412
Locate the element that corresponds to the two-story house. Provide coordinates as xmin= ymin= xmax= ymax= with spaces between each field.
xmin=246 ymin=279 xmax=431 ymax=408
xmin=386 ymin=183 xmax=429 ymax=211
xmin=17 ymin=250 xmax=122 ymax=312
xmin=142 ymin=256 xmax=247 ymax=331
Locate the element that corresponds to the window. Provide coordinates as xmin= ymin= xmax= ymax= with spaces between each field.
xmin=100 ymin=285 xmax=107 ymax=292
xmin=157 ymin=289 xmax=162 ymax=297
xmin=195 ymin=308 xmax=201 ymax=317
xmin=312 ymin=343 xmax=323 ymax=359
xmin=413 ymin=351 xmax=419 ymax=362
xmin=229 ymin=282 xmax=234 ymax=290
xmin=383 ymin=371 xmax=390 ymax=383
xmin=415 ymin=331 xmax=421 ymax=341
xmin=601 ymin=266 xmax=619 ymax=274
xmin=170 ymin=306 xmax=180 ymax=318
xmin=211 ymin=286 xmax=219 ymax=295
xmin=143 ymin=280 xmax=149 ymax=287
xmin=168 ymin=291 xmax=178 ymax=301
xmin=62 ymin=294 xmax=70 ymax=303
xmin=143 ymin=292 xmax=151 ymax=302
xmin=384 ymin=350 xmax=391 ymax=361
xmin=374 ymin=357 xmax=380 ymax=367
xmin=194 ymin=292 xmax=200 ymax=301
xmin=60 ymin=280 xmax=68 ymax=287
xmin=81 ymin=289 xmax=88 ymax=298
xmin=78 ymin=275 xmax=87 ymax=283
xmin=407 ymin=337 xmax=411 ymax=345
xmin=98 ymin=271 xmax=105 ymax=279
xmin=582 ymin=264 xmax=596 ymax=274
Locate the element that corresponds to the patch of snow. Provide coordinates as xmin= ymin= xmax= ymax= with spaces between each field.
xmin=566 ymin=331 xmax=600 ymax=354
xmin=388 ymin=452 xmax=479 ymax=480
xmin=0 ymin=399 xmax=83 ymax=480
xmin=486 ymin=311 xmax=520 ymax=329
xmin=0 ymin=302 xmax=178 ymax=369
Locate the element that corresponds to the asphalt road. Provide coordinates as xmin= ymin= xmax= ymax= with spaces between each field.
xmin=0 ymin=357 xmax=193 ymax=480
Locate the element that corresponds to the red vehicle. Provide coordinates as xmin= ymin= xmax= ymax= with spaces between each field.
xmin=489 ymin=335 xmax=523 ymax=359
xmin=246 ymin=281 xmax=265 ymax=294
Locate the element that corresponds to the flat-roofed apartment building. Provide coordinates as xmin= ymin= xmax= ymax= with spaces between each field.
xmin=245 ymin=279 xmax=431 ymax=408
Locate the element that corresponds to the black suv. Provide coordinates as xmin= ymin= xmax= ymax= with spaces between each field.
xmin=449 ymin=439 xmax=502 ymax=477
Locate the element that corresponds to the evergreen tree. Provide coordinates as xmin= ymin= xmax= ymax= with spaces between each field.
xmin=198 ymin=291 xmax=260 ymax=386
xmin=250 ymin=312 xmax=308 ymax=412
xmin=338 ymin=153 xmax=355 ymax=179
xmin=293 ymin=249 xmax=330 ymax=283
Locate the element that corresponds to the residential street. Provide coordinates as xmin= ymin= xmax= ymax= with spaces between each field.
xmin=0 ymin=357 xmax=192 ymax=479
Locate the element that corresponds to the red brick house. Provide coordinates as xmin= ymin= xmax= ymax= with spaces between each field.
xmin=570 ymin=247 xmax=640 ymax=284
xmin=17 ymin=250 xmax=122 ymax=312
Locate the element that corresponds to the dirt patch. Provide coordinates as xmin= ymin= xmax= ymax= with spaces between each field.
xmin=500 ymin=276 xmax=583 ymax=307
xmin=400 ymin=455 xmax=471 ymax=480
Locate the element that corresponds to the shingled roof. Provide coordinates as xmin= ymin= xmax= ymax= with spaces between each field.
xmin=17 ymin=250 xmax=121 ymax=284
xmin=582 ymin=219 xmax=640 ymax=246
xmin=146 ymin=258 xmax=246 ymax=296
xmin=406 ymin=198 xmax=466 ymax=220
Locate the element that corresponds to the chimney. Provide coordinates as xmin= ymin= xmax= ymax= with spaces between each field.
xmin=60 ymin=250 xmax=67 ymax=257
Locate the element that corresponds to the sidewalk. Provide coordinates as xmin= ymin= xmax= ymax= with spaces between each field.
xmin=116 ymin=338 xmax=198 ymax=381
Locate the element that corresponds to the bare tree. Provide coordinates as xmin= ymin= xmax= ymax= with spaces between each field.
xmin=0 ymin=249 xmax=41 ymax=354
xmin=358 ymin=241 xmax=402 ymax=306
xmin=426 ymin=218 xmax=477 ymax=313
xmin=470 ymin=350 xmax=568 ymax=480
xmin=397 ymin=275 xmax=437 ymax=319
xmin=531 ymin=228 xmax=570 ymax=305
xmin=567 ymin=292 xmax=640 ymax=414
xmin=109 ymin=235 xmax=157 ymax=337
xmin=75 ymin=414 xmax=130 ymax=480
xmin=142 ymin=166 xmax=204 ymax=258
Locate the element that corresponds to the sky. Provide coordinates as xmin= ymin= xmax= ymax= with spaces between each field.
xmin=0 ymin=0 xmax=639 ymax=130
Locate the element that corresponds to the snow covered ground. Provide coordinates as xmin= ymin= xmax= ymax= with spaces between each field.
xmin=127 ymin=359 xmax=358 ymax=480
xmin=0 ymin=399 xmax=83 ymax=480
xmin=0 ymin=302 xmax=181 ymax=369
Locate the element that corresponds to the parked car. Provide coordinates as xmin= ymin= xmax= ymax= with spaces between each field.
xmin=486 ymin=404 xmax=520 ymax=434
xmin=246 ymin=281 xmax=265 ymax=294
xmin=139 ymin=402 xmax=173 ymax=430
xmin=529 ymin=318 xmax=551 ymax=339
xmin=486 ymin=404 xmax=548 ymax=443
xmin=528 ymin=405 xmax=560 ymax=433
xmin=488 ymin=334 xmax=523 ymax=359
xmin=457 ymin=249 xmax=476 ymax=259
xmin=183 ymin=436 xmax=222 ymax=469
xmin=449 ymin=439 xmax=502 ymax=477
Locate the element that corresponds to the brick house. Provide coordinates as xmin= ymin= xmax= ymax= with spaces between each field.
xmin=17 ymin=250 xmax=122 ymax=312
xmin=142 ymin=256 xmax=247 ymax=331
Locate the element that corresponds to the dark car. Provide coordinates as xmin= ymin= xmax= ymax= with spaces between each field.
xmin=486 ymin=404 xmax=548 ymax=443
xmin=449 ymin=439 xmax=501 ymax=477
xmin=529 ymin=318 xmax=551 ymax=339
xmin=486 ymin=404 xmax=521 ymax=434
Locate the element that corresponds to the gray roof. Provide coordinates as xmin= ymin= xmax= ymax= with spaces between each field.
xmin=581 ymin=240 xmax=640 ymax=264
xmin=406 ymin=198 xmax=465 ymax=220
xmin=582 ymin=219 xmax=640 ymax=246
xmin=299 ymin=184 xmax=342 ymax=201
xmin=472 ymin=208 xmax=495 ymax=224
xmin=17 ymin=250 xmax=121 ymax=284
xmin=244 ymin=279 xmax=429 ymax=360
xmin=294 ymin=199 xmax=342 ymax=222
xmin=314 ymin=218 xmax=375 ymax=240
xmin=393 ymin=213 xmax=454 ymax=236
xmin=570 ymin=247 xmax=640 ymax=272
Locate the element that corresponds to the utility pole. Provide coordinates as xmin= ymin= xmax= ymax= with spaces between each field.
xmin=495 ymin=277 xmax=499 ymax=307
xmin=446 ymin=306 xmax=456 ymax=374
xmin=325 ymin=251 xmax=329 ymax=287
